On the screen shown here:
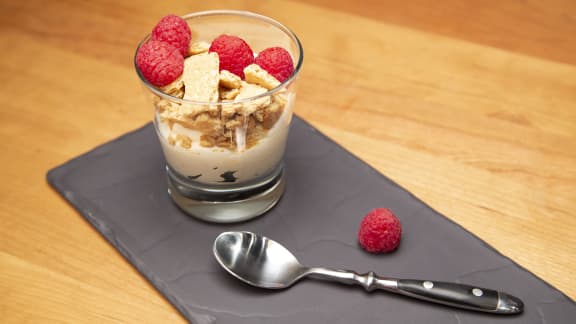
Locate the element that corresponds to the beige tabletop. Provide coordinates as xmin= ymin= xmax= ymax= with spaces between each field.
xmin=1 ymin=0 xmax=575 ymax=322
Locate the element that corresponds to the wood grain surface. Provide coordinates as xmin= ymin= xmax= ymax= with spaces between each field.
xmin=1 ymin=0 xmax=574 ymax=322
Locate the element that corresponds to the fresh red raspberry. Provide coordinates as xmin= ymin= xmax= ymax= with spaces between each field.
xmin=151 ymin=14 xmax=191 ymax=56
xmin=358 ymin=208 xmax=402 ymax=253
xmin=209 ymin=34 xmax=254 ymax=79
xmin=136 ymin=40 xmax=184 ymax=87
xmin=254 ymin=47 xmax=294 ymax=82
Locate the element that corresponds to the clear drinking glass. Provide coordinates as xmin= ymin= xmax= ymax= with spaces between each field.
xmin=135 ymin=10 xmax=303 ymax=223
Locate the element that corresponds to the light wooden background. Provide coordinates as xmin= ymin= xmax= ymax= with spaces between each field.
xmin=1 ymin=0 xmax=575 ymax=322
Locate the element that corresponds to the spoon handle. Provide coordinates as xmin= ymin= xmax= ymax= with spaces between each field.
xmin=307 ymin=268 xmax=523 ymax=314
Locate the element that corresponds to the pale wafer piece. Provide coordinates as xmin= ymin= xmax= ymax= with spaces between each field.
xmin=234 ymin=81 xmax=271 ymax=116
xmin=219 ymin=70 xmax=241 ymax=89
xmin=181 ymin=52 xmax=220 ymax=116
xmin=244 ymin=64 xmax=281 ymax=90
xmin=187 ymin=41 xmax=210 ymax=56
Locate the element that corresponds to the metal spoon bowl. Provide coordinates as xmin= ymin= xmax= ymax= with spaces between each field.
xmin=213 ymin=231 xmax=523 ymax=314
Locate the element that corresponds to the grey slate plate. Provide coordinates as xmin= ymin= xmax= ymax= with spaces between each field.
xmin=47 ymin=116 xmax=575 ymax=323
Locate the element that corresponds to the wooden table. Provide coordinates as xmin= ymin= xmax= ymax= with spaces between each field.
xmin=1 ymin=0 xmax=574 ymax=322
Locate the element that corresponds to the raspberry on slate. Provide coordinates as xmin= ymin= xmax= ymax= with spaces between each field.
xmin=151 ymin=14 xmax=192 ymax=57
xmin=254 ymin=47 xmax=294 ymax=83
xmin=209 ymin=34 xmax=254 ymax=79
xmin=136 ymin=40 xmax=184 ymax=87
xmin=358 ymin=208 xmax=402 ymax=253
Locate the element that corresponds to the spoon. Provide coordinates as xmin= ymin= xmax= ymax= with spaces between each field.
xmin=213 ymin=231 xmax=523 ymax=314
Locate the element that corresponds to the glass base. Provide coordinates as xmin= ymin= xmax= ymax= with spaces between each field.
xmin=166 ymin=167 xmax=285 ymax=223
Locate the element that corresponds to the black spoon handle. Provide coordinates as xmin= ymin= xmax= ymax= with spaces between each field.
xmin=307 ymin=268 xmax=523 ymax=314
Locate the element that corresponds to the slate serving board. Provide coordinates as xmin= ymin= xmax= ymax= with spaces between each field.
xmin=47 ymin=116 xmax=575 ymax=323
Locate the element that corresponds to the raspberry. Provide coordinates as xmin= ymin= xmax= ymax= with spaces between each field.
xmin=254 ymin=47 xmax=294 ymax=83
xmin=136 ymin=40 xmax=184 ymax=87
xmin=209 ymin=34 xmax=254 ymax=79
xmin=151 ymin=14 xmax=192 ymax=57
xmin=358 ymin=208 xmax=402 ymax=253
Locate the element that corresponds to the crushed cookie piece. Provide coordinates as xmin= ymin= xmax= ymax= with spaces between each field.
xmin=253 ymin=109 xmax=264 ymax=122
xmin=219 ymin=70 xmax=241 ymax=89
xmin=261 ymin=97 xmax=285 ymax=129
xmin=174 ymin=133 xmax=192 ymax=148
xmin=244 ymin=64 xmax=281 ymax=90
xmin=273 ymin=91 xmax=288 ymax=105
xmin=235 ymin=81 xmax=271 ymax=115
xmin=192 ymin=112 xmax=223 ymax=135
xmin=167 ymin=135 xmax=176 ymax=146
xmin=221 ymin=102 xmax=237 ymax=119
xmin=246 ymin=123 xmax=267 ymax=148
xmin=225 ymin=118 xmax=243 ymax=130
xmin=215 ymin=135 xmax=234 ymax=149
xmin=219 ymin=87 xmax=240 ymax=100
xmin=187 ymin=41 xmax=210 ymax=56
xmin=155 ymin=98 xmax=174 ymax=113
xmin=156 ymin=53 xmax=291 ymax=152
xmin=171 ymin=88 xmax=185 ymax=99
xmin=160 ymin=77 xmax=184 ymax=98
xmin=200 ymin=134 xmax=216 ymax=148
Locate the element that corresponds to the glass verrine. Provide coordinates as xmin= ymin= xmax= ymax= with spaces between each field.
xmin=135 ymin=10 xmax=303 ymax=223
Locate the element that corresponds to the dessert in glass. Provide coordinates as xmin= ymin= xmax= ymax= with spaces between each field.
xmin=135 ymin=11 xmax=303 ymax=222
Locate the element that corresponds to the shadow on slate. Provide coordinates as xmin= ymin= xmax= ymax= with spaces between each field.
xmin=47 ymin=116 xmax=575 ymax=323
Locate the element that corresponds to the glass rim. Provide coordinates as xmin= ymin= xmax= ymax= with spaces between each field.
xmin=134 ymin=10 xmax=304 ymax=105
